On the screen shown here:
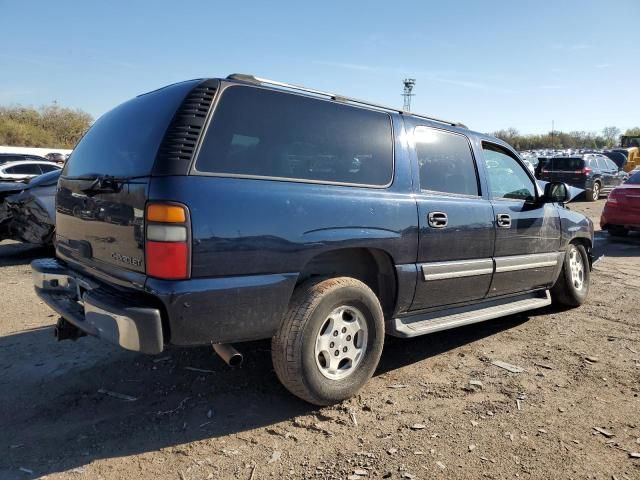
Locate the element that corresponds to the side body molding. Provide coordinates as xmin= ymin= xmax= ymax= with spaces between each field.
xmin=421 ymin=252 xmax=563 ymax=283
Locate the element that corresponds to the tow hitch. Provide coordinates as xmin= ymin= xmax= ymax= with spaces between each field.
xmin=54 ymin=317 xmax=86 ymax=341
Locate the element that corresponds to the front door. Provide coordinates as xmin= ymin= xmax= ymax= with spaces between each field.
xmin=481 ymin=142 xmax=562 ymax=297
xmin=410 ymin=126 xmax=495 ymax=311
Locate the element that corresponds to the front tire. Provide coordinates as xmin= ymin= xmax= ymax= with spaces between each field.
xmin=272 ymin=277 xmax=384 ymax=405
xmin=551 ymin=243 xmax=590 ymax=307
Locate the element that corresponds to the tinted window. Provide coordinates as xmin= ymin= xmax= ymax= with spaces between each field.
xmin=39 ymin=163 xmax=59 ymax=173
xmin=549 ymin=157 xmax=584 ymax=170
xmin=483 ymin=143 xmax=536 ymax=201
xmin=0 ymin=155 xmax=24 ymax=164
xmin=64 ymin=80 xmax=199 ymax=178
xmin=196 ymin=86 xmax=394 ymax=186
xmin=414 ymin=126 xmax=479 ymax=196
xmin=6 ymin=164 xmax=41 ymax=174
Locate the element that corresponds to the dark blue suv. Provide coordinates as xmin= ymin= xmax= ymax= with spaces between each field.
xmin=32 ymin=74 xmax=594 ymax=405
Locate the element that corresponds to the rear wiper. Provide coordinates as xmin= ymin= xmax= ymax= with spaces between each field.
xmin=73 ymin=174 xmax=145 ymax=196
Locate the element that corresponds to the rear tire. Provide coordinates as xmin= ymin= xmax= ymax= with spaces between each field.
xmin=608 ymin=226 xmax=629 ymax=237
xmin=272 ymin=277 xmax=384 ymax=405
xmin=551 ymin=243 xmax=590 ymax=307
xmin=586 ymin=182 xmax=600 ymax=202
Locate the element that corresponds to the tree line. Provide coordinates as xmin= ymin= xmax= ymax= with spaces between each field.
xmin=0 ymin=103 xmax=93 ymax=149
xmin=492 ymin=126 xmax=640 ymax=151
xmin=1 ymin=101 xmax=639 ymax=153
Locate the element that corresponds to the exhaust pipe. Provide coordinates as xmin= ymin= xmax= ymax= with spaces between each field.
xmin=54 ymin=317 xmax=86 ymax=341
xmin=212 ymin=343 xmax=243 ymax=367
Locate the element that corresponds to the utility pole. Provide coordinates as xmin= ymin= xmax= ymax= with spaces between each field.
xmin=402 ymin=78 xmax=416 ymax=111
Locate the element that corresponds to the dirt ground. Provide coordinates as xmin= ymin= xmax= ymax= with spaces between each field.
xmin=1 ymin=199 xmax=639 ymax=480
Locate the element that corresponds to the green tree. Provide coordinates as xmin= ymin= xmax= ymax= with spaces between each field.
xmin=0 ymin=104 xmax=92 ymax=148
xmin=624 ymin=127 xmax=640 ymax=136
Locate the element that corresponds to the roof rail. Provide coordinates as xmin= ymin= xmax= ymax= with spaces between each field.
xmin=226 ymin=73 xmax=464 ymax=128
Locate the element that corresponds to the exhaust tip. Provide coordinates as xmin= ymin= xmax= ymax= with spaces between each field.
xmin=227 ymin=353 xmax=243 ymax=368
xmin=212 ymin=343 xmax=243 ymax=368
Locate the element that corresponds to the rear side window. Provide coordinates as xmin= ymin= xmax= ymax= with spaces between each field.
xmin=6 ymin=164 xmax=41 ymax=174
xmin=195 ymin=86 xmax=394 ymax=187
xmin=414 ymin=126 xmax=479 ymax=196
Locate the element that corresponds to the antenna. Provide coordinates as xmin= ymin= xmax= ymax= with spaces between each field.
xmin=402 ymin=78 xmax=416 ymax=111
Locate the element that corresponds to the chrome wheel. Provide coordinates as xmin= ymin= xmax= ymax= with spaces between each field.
xmin=314 ymin=306 xmax=368 ymax=380
xmin=568 ymin=246 xmax=584 ymax=291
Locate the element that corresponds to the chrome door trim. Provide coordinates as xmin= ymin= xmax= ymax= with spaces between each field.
xmin=422 ymin=258 xmax=494 ymax=281
xmin=494 ymin=252 xmax=563 ymax=273
xmin=421 ymin=252 xmax=563 ymax=282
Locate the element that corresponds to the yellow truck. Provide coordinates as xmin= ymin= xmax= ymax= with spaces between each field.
xmin=618 ymin=135 xmax=640 ymax=172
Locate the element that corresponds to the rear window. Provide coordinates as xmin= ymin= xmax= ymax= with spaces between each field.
xmin=549 ymin=157 xmax=584 ymax=171
xmin=195 ymin=86 xmax=394 ymax=187
xmin=63 ymin=80 xmax=199 ymax=178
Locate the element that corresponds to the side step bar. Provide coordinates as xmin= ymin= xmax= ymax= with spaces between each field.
xmin=389 ymin=291 xmax=551 ymax=338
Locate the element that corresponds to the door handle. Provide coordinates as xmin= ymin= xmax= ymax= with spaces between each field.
xmin=496 ymin=213 xmax=511 ymax=228
xmin=428 ymin=212 xmax=448 ymax=228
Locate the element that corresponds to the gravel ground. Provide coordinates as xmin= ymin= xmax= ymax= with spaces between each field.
xmin=1 ymin=199 xmax=639 ymax=480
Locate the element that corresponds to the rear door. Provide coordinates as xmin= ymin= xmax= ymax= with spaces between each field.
xmin=55 ymin=80 xmax=201 ymax=278
xmin=481 ymin=142 xmax=562 ymax=296
xmin=410 ymin=126 xmax=495 ymax=311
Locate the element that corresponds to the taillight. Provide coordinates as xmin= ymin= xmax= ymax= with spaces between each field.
xmin=607 ymin=189 xmax=621 ymax=204
xmin=580 ymin=167 xmax=592 ymax=174
xmin=145 ymin=203 xmax=190 ymax=280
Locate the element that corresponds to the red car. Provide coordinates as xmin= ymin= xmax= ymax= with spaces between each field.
xmin=600 ymin=170 xmax=640 ymax=236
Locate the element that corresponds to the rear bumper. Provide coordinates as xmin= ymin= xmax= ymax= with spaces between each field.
xmin=600 ymin=205 xmax=640 ymax=230
xmin=32 ymin=258 xmax=163 ymax=354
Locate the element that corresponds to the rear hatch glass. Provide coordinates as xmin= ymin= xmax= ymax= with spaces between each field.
xmin=56 ymin=80 xmax=199 ymax=275
xmin=543 ymin=157 xmax=585 ymax=183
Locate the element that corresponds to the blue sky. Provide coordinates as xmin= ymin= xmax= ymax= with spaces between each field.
xmin=1 ymin=0 xmax=638 ymax=134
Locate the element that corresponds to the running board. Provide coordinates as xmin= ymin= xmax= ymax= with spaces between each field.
xmin=389 ymin=291 xmax=551 ymax=338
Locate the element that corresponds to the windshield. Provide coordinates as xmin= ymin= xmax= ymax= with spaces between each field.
xmin=621 ymin=136 xmax=640 ymax=148
xmin=63 ymin=80 xmax=199 ymax=178
xmin=626 ymin=171 xmax=640 ymax=184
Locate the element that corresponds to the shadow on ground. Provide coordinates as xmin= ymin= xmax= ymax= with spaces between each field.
xmin=1 ymin=225 xmax=633 ymax=478
xmin=0 ymin=311 xmax=529 ymax=478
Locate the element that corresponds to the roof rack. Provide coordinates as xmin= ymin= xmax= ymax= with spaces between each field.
xmin=226 ymin=73 xmax=465 ymax=128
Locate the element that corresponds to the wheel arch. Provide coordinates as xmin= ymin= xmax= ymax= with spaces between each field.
xmin=569 ymin=236 xmax=593 ymax=270
xmin=296 ymin=247 xmax=398 ymax=317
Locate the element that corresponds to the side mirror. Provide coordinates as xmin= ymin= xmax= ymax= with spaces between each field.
xmin=543 ymin=182 xmax=571 ymax=203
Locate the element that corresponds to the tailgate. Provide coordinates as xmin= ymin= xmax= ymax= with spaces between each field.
xmin=56 ymin=178 xmax=149 ymax=272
